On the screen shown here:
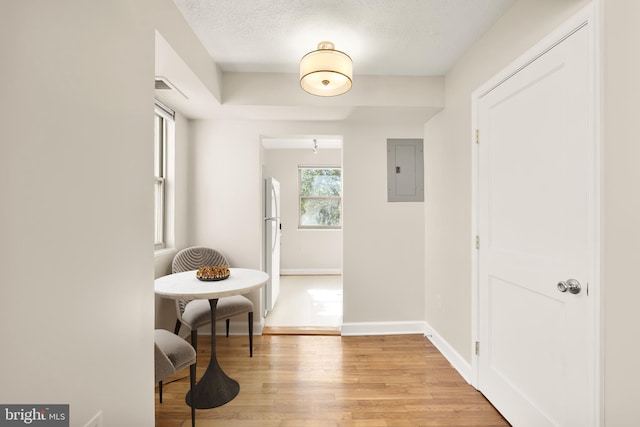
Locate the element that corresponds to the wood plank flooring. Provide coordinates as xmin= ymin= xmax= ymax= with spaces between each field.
xmin=155 ymin=334 xmax=509 ymax=427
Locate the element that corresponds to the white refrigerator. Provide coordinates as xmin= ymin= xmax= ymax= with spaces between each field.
xmin=264 ymin=177 xmax=281 ymax=314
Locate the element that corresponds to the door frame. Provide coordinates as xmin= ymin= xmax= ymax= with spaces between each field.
xmin=470 ymin=3 xmax=602 ymax=425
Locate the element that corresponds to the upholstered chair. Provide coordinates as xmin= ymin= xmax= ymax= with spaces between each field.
xmin=154 ymin=329 xmax=196 ymax=427
xmin=172 ymin=246 xmax=255 ymax=356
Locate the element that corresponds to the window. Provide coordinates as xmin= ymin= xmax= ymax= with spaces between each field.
xmin=154 ymin=102 xmax=174 ymax=249
xmin=298 ymin=166 xmax=342 ymax=229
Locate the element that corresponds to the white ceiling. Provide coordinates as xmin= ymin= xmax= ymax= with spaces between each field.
xmin=159 ymin=0 xmax=516 ymax=148
xmin=173 ymin=0 xmax=515 ymax=76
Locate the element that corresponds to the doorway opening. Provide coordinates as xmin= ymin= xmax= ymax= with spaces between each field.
xmin=261 ymin=135 xmax=344 ymax=335
xmin=263 ymin=274 xmax=342 ymax=335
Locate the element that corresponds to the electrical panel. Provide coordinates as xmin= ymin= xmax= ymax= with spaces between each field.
xmin=387 ymin=138 xmax=424 ymax=202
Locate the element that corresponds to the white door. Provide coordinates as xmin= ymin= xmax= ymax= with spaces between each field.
xmin=476 ymin=18 xmax=597 ymax=427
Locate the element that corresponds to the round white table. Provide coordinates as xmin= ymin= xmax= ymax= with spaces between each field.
xmin=155 ymin=268 xmax=269 ymax=409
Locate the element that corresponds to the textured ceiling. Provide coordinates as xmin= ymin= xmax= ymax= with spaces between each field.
xmin=173 ymin=0 xmax=515 ymax=76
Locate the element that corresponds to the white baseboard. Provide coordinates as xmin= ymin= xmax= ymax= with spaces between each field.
xmin=280 ymin=268 xmax=342 ymax=275
xmin=341 ymin=321 xmax=427 ymax=336
xmin=424 ymin=321 xmax=472 ymax=384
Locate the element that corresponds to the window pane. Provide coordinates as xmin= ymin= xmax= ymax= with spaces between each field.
xmin=154 ymin=103 xmax=174 ymax=250
xmin=154 ymin=115 xmax=163 ymax=178
xmin=300 ymin=169 xmax=341 ymax=197
xmin=154 ymin=179 xmax=164 ymax=245
xmin=300 ymin=198 xmax=341 ymax=227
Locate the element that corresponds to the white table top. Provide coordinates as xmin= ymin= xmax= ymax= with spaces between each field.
xmin=154 ymin=268 xmax=269 ymax=300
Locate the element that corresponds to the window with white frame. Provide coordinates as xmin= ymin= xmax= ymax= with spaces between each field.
xmin=298 ymin=166 xmax=342 ymax=229
xmin=154 ymin=102 xmax=174 ymax=249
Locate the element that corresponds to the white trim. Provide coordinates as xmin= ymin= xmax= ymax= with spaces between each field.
xmin=154 ymin=247 xmax=177 ymax=258
xmin=154 ymin=99 xmax=175 ymax=120
xmin=592 ymin=2 xmax=604 ymax=425
xmin=340 ymin=321 xmax=426 ymax=336
xmin=471 ymin=90 xmax=480 ymax=388
xmin=470 ymin=3 xmax=601 ymax=425
xmin=424 ymin=321 xmax=472 ymax=384
xmin=280 ymin=268 xmax=342 ymax=276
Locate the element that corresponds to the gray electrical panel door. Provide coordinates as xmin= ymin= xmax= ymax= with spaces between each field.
xmin=387 ymin=138 xmax=424 ymax=202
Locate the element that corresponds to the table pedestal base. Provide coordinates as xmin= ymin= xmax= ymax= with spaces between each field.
xmin=185 ymin=298 xmax=240 ymax=409
xmin=186 ymin=359 xmax=239 ymax=409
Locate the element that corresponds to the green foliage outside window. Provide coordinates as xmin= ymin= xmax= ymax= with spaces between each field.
xmin=299 ymin=167 xmax=342 ymax=228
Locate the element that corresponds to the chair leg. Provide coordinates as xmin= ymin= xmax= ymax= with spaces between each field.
xmin=226 ymin=319 xmax=230 ymax=337
xmin=189 ymin=363 xmax=196 ymax=427
xmin=174 ymin=319 xmax=182 ymax=335
xmin=248 ymin=312 xmax=253 ymax=357
xmin=190 ymin=329 xmax=197 ymax=353
xmin=158 ymin=381 xmax=163 ymax=403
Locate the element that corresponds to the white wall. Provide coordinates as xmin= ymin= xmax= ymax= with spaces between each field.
xmin=0 ymin=1 xmax=215 ymax=426
xmin=602 ymin=0 xmax=640 ymax=423
xmin=188 ymin=118 xmax=426 ymax=329
xmin=423 ymin=0 xmax=591 ymax=363
xmin=342 ymin=121 xmax=426 ymax=327
xmin=189 ymin=121 xmax=264 ymax=269
xmin=0 ymin=2 xmax=155 ymax=425
xmin=263 ymin=148 xmax=343 ymax=273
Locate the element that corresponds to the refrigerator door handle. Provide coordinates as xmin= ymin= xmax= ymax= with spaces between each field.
xmin=271 ymin=185 xmax=279 ymax=218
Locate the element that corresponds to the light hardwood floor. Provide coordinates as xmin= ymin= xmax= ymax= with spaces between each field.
xmin=155 ymin=334 xmax=509 ymax=427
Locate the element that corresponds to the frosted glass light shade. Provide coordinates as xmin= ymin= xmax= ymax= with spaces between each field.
xmin=300 ymin=42 xmax=353 ymax=96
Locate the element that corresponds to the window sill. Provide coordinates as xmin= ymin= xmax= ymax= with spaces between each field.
xmin=154 ymin=247 xmax=177 ymax=258
xmin=297 ymin=228 xmax=342 ymax=231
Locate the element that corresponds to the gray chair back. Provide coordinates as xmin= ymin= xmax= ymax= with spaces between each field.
xmin=173 ymin=246 xmax=229 ymax=272
xmin=172 ymin=247 xmax=229 ymax=314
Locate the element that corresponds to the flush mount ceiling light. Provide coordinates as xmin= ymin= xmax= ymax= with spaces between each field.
xmin=300 ymin=41 xmax=352 ymax=97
